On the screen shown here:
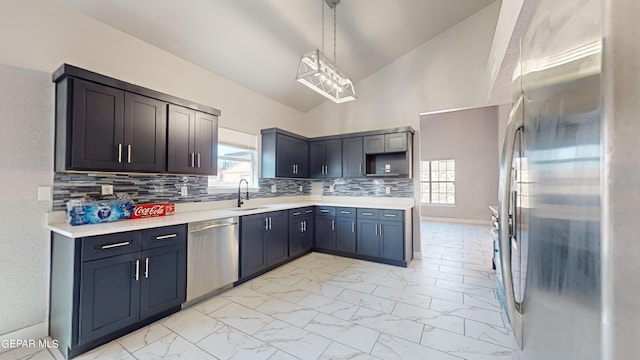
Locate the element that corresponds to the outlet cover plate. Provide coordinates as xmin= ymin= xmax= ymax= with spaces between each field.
xmin=101 ymin=185 xmax=114 ymax=195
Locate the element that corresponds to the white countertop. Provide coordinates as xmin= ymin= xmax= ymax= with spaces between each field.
xmin=49 ymin=196 xmax=414 ymax=238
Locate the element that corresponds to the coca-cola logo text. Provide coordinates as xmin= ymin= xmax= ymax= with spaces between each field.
xmin=134 ymin=205 xmax=165 ymax=217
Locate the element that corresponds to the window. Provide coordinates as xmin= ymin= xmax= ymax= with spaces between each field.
xmin=208 ymin=128 xmax=257 ymax=189
xmin=420 ymin=159 xmax=455 ymax=204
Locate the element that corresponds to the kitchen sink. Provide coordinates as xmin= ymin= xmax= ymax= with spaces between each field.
xmin=230 ymin=207 xmax=268 ymax=212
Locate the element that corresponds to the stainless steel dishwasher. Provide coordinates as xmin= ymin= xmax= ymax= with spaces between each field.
xmin=184 ymin=217 xmax=239 ymax=307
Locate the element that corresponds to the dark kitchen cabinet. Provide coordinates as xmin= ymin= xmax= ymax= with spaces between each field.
xmin=356 ymin=208 xmax=405 ymax=262
xmin=56 ymin=78 xmax=167 ymax=173
xmin=240 ymin=211 xmax=289 ymax=280
xmin=364 ymin=133 xmax=408 ymax=154
xmin=314 ymin=207 xmax=336 ymax=251
xmin=51 ymin=225 xmax=186 ymax=359
xmin=363 ymin=135 xmax=385 ymax=154
xmin=261 ymin=129 xmax=309 ymax=178
xmin=342 ymin=137 xmax=364 ymax=178
xmin=336 ymin=207 xmax=357 ymax=254
xmin=310 ymin=140 xmax=342 ymax=178
xmin=167 ymin=104 xmax=218 ymax=175
xmin=289 ymin=207 xmax=314 ymax=258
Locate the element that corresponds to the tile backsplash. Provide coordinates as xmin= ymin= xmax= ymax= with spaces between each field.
xmin=52 ymin=173 xmax=414 ymax=211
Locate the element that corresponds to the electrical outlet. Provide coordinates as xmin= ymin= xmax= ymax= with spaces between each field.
xmin=329 ymin=185 xmax=334 ymax=193
xmin=101 ymin=185 xmax=114 ymax=195
xmin=386 ymin=186 xmax=391 ymax=194
xmin=181 ymin=185 xmax=188 ymax=196
xmin=271 ymin=184 xmax=277 ymax=193
xmin=299 ymin=185 xmax=303 ymax=192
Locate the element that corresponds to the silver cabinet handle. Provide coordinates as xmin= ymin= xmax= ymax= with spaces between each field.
xmin=197 ymin=153 xmax=201 ymax=168
xmin=265 ymin=218 xmax=269 ymax=230
xmin=190 ymin=152 xmax=195 ymax=168
xmin=293 ymin=212 xmax=301 ymax=216
xmin=117 ymin=144 xmax=123 ymax=163
xmin=340 ymin=211 xmax=351 ymax=214
xmin=379 ymin=224 xmax=383 ymax=236
xmin=325 ymin=165 xmax=328 ymax=175
xmin=292 ymin=164 xmax=296 ymax=174
xmin=269 ymin=217 xmax=272 ymax=230
xmin=303 ymin=220 xmax=307 ymax=232
xmin=331 ymin=220 xmax=335 ymax=231
xmin=127 ymin=145 xmax=132 ymax=163
xmin=321 ymin=210 xmax=330 ymax=213
xmin=134 ymin=259 xmax=140 ymax=281
xmin=305 ymin=210 xmax=313 ymax=214
xmin=362 ymin=212 xmax=373 ymax=216
xmin=144 ymin=258 xmax=149 ymax=279
xmin=383 ymin=214 xmax=397 ymax=217
xmin=101 ymin=241 xmax=130 ymax=250
xmin=300 ymin=221 xmax=304 ymax=232
xmin=155 ymin=234 xmax=177 ymax=240
xmin=375 ymin=224 xmax=378 ymax=236
xmin=359 ymin=163 xmax=362 ymax=175
xmin=352 ymin=222 xmax=355 ymax=233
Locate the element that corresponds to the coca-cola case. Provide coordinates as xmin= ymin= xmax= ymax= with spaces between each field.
xmin=130 ymin=203 xmax=175 ymax=219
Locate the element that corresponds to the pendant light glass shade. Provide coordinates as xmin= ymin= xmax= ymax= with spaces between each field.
xmin=296 ymin=49 xmax=356 ymax=103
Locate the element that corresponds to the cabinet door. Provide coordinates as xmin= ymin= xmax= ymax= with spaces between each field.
xmin=194 ymin=111 xmax=218 ymax=175
xmin=291 ymin=138 xmax=309 ymax=178
xmin=289 ymin=219 xmax=304 ymax=258
xmin=385 ymin=133 xmax=408 ymax=152
xmin=275 ymin=134 xmax=294 ymax=177
xmin=240 ymin=215 xmax=268 ymax=279
xmin=325 ymin=139 xmax=343 ymax=178
xmin=79 ymin=252 xmax=140 ymax=344
xmin=336 ymin=218 xmax=356 ymax=254
xmin=380 ymin=221 xmax=405 ymax=261
xmin=309 ymin=141 xmax=325 ymax=178
xmin=363 ymin=135 xmax=385 ymax=154
xmin=342 ymin=137 xmax=363 ymax=177
xmin=266 ymin=212 xmax=289 ymax=267
xmin=123 ymin=93 xmax=167 ymax=172
xmin=71 ymin=79 xmax=125 ymax=170
xmin=315 ymin=216 xmax=336 ymax=250
xmin=357 ymin=220 xmax=380 ymax=257
xmin=139 ymin=243 xmax=186 ymax=319
xmin=167 ymin=104 xmax=196 ymax=173
xmin=301 ymin=217 xmax=314 ymax=252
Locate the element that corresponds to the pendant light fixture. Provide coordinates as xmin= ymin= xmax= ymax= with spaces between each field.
xmin=296 ymin=0 xmax=356 ymax=103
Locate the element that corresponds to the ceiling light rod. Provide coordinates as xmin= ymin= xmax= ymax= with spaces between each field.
xmin=296 ymin=0 xmax=355 ymax=104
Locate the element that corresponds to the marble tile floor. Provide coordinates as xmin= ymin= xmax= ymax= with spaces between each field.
xmin=3 ymin=221 xmax=519 ymax=360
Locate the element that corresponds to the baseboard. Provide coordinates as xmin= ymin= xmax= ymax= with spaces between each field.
xmin=0 ymin=322 xmax=48 ymax=354
xmin=413 ymin=251 xmax=422 ymax=260
xmin=421 ymin=216 xmax=492 ymax=226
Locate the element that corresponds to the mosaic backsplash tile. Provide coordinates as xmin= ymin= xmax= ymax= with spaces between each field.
xmin=52 ymin=173 xmax=414 ymax=211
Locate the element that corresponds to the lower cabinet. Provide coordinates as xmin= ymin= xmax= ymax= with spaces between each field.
xmin=314 ymin=206 xmax=336 ymax=251
xmin=356 ymin=208 xmax=405 ymax=262
xmin=240 ymin=210 xmax=288 ymax=280
xmin=50 ymin=225 xmax=186 ymax=359
xmin=289 ymin=207 xmax=314 ymax=258
xmin=336 ymin=207 xmax=357 ymax=254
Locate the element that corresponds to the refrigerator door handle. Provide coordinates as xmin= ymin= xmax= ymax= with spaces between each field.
xmin=498 ymin=94 xmax=524 ymax=350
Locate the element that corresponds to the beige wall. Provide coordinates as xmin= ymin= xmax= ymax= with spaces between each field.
xmin=420 ymin=106 xmax=499 ymax=222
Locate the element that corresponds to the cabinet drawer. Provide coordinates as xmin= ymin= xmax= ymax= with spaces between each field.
xmin=289 ymin=207 xmax=314 ymax=219
xmin=142 ymin=225 xmax=186 ymax=250
xmin=82 ymin=231 xmax=142 ymax=262
xmin=316 ymin=206 xmax=336 ymax=217
xmin=336 ymin=207 xmax=356 ymax=218
xmin=357 ymin=208 xmax=380 ymax=219
xmin=379 ymin=209 xmax=404 ymax=221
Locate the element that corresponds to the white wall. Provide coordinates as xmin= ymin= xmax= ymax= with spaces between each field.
xmin=420 ymin=106 xmax=499 ymax=222
xmin=0 ymin=0 xmax=305 ymax=341
xmin=0 ymin=0 xmax=304 ymax=136
xmin=0 ymin=65 xmax=53 ymax=339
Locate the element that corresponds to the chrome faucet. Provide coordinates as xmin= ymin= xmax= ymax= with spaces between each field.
xmin=237 ymin=179 xmax=249 ymax=207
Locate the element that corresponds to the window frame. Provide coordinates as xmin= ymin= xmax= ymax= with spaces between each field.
xmin=420 ymin=159 xmax=456 ymax=205
xmin=207 ymin=128 xmax=259 ymax=193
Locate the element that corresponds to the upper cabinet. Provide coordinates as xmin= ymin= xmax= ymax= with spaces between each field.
xmin=364 ymin=133 xmax=408 ymax=154
xmin=53 ymin=64 xmax=220 ymax=175
xmin=309 ymin=139 xmax=342 ymax=178
xmin=167 ymin=105 xmax=218 ymax=175
xmin=364 ymin=132 xmax=413 ymax=178
xmin=342 ymin=137 xmax=364 ymax=178
xmin=261 ymin=129 xmax=308 ymax=178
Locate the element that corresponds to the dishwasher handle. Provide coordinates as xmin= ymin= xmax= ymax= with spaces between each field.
xmin=190 ymin=222 xmax=238 ymax=233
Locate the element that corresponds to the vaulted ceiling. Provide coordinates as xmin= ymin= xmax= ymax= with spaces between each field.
xmin=66 ymin=0 xmax=495 ymax=112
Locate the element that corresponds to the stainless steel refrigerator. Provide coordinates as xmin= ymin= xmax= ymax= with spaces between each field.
xmin=497 ymin=0 xmax=640 ymax=359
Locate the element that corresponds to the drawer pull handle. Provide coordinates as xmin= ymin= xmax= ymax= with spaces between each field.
xmin=383 ymin=214 xmax=397 ymax=217
xmin=340 ymin=211 xmax=351 ymax=214
xmin=293 ymin=212 xmax=301 ymax=216
xmin=305 ymin=210 xmax=313 ymax=214
xmin=321 ymin=210 xmax=330 ymax=213
xmin=100 ymin=241 xmax=130 ymax=250
xmin=362 ymin=212 xmax=373 ymax=216
xmin=155 ymin=234 xmax=177 ymax=240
